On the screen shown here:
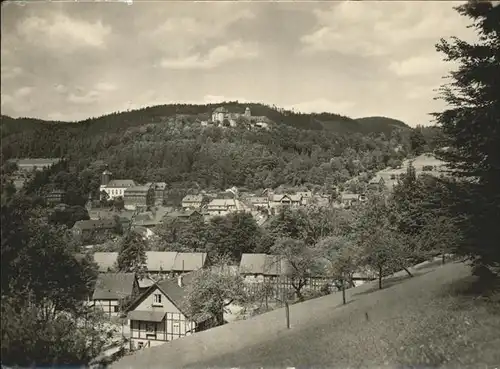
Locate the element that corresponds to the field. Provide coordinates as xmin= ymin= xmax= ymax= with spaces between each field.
xmin=112 ymin=260 xmax=500 ymax=369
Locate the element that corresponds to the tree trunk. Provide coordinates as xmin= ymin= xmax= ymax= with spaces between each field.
xmin=402 ymin=266 xmax=413 ymax=277
xmin=442 ymin=254 xmax=446 ymax=265
xmin=342 ymin=283 xmax=346 ymax=305
xmin=378 ymin=266 xmax=383 ymax=290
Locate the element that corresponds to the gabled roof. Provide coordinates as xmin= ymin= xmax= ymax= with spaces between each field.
xmin=106 ymin=179 xmax=137 ymax=188
xmin=182 ymin=195 xmax=203 ymax=203
xmin=172 ymin=252 xmax=208 ymax=272
xmin=127 ymin=271 xmax=204 ymax=322
xmin=146 ymin=251 xmax=177 ymax=272
xmin=91 ymin=251 xmax=208 ymax=273
xmin=289 ymin=194 xmax=302 ymax=202
xmin=92 ymin=273 xmax=136 ymax=300
xmin=369 ymin=176 xmax=384 ymax=184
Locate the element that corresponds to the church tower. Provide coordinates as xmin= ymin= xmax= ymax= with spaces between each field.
xmin=245 ymin=107 xmax=251 ymax=117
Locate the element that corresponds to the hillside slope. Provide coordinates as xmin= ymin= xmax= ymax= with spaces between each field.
xmin=0 ymin=103 xmax=410 ymax=139
xmin=112 ymin=261 xmax=500 ymax=369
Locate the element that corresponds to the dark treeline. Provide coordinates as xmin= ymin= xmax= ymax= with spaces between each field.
xmin=1 ymin=103 xmax=444 ymax=194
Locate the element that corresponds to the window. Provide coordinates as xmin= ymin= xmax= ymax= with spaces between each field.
xmin=114 ymin=305 xmax=120 ymax=313
xmin=146 ymin=323 xmax=155 ymax=333
xmin=173 ymin=322 xmax=180 ymax=334
xmin=153 ymin=293 xmax=162 ymax=304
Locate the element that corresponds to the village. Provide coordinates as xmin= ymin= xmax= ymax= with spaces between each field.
xmin=3 ymin=1 xmax=498 ymax=366
xmin=5 ymin=139 xmax=450 ymax=359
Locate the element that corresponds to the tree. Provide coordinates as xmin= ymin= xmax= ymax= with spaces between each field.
xmin=432 ymin=1 xmax=500 ymax=275
xmin=410 ymin=129 xmax=427 ymax=155
xmin=113 ymin=196 xmax=125 ymax=211
xmin=354 ymin=194 xmax=413 ymax=289
xmin=183 ymin=267 xmax=247 ymax=328
xmin=316 ymin=235 xmax=358 ymax=304
xmin=205 ymin=212 xmax=259 ymax=262
xmin=116 ymin=231 xmax=147 ymax=278
xmin=271 ymin=238 xmax=321 ymax=302
xmin=49 ymin=205 xmax=90 ymax=229
xmin=0 ymin=190 xmax=108 ymax=367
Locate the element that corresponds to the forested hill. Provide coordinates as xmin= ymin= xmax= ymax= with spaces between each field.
xmin=1 ymin=102 xmax=410 ymax=138
xmin=1 ymin=102 xmax=436 ymax=194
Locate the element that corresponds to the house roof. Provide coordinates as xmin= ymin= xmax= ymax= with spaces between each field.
xmin=146 ymin=251 xmax=178 ymax=272
xmin=73 ymin=219 xmax=116 ymax=231
xmin=208 ymin=199 xmax=236 ymax=207
xmin=128 ymin=310 xmax=166 ymax=322
xmin=154 ymin=272 xmax=204 ymax=322
xmin=92 ymin=251 xmax=208 ymax=273
xmin=239 ymin=254 xmax=291 ymax=276
xmin=93 ymin=252 xmax=118 ymax=272
xmin=248 ymin=197 xmax=269 ymax=204
xmin=10 ymin=158 xmax=61 ymax=167
xmin=341 ymin=193 xmax=360 ymax=201
xmin=92 ymin=273 xmax=136 ymax=300
xmin=182 ymin=195 xmax=203 ymax=203
xmin=125 ymin=185 xmax=152 ymax=193
xmin=369 ymin=176 xmax=384 ymax=184
xmin=138 ymin=277 xmax=155 ymax=289
xmin=166 ymin=210 xmax=201 ymax=218
xmin=106 ymin=179 xmax=137 ymax=188
xmin=213 ymin=107 xmax=228 ymax=113
xmin=172 ymin=252 xmax=207 ymax=272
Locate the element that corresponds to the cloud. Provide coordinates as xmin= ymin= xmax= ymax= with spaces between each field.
xmin=406 ymin=84 xmax=441 ymax=100
xmin=160 ymin=41 xmax=259 ymax=70
xmin=17 ymin=13 xmax=111 ymax=52
xmin=14 ymin=86 xmax=34 ymax=98
xmin=388 ymin=54 xmax=449 ymax=77
xmin=1 ymin=66 xmax=23 ymax=80
xmin=95 ymin=82 xmax=118 ymax=92
xmin=54 ymin=84 xmax=68 ymax=94
xmin=67 ymin=90 xmax=101 ymax=105
xmin=285 ymin=98 xmax=355 ymax=114
xmin=301 ymin=1 xmax=475 ymax=57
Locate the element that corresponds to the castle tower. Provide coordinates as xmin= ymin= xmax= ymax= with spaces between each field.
xmin=245 ymin=107 xmax=251 ymax=117
xmin=101 ymin=166 xmax=112 ymax=186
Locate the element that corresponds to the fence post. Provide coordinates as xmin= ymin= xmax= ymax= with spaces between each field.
xmin=285 ymin=301 xmax=290 ymax=329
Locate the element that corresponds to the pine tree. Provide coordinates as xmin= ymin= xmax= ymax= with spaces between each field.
xmin=433 ymin=1 xmax=500 ymax=274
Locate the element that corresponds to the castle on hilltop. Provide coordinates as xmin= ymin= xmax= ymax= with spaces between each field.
xmin=211 ymin=106 xmax=251 ymax=126
xmin=208 ymin=106 xmax=270 ymax=129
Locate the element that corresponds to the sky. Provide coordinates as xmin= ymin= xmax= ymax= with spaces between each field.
xmin=1 ymin=0 xmax=479 ymax=127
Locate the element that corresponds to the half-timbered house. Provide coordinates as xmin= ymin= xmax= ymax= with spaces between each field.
xmin=126 ymin=272 xmax=211 ymax=350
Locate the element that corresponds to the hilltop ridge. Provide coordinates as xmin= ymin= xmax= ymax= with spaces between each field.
xmin=1 ymin=102 xmax=411 ymax=138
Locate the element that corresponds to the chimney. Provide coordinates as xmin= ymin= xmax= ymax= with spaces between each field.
xmin=177 ymin=274 xmax=183 ymax=288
